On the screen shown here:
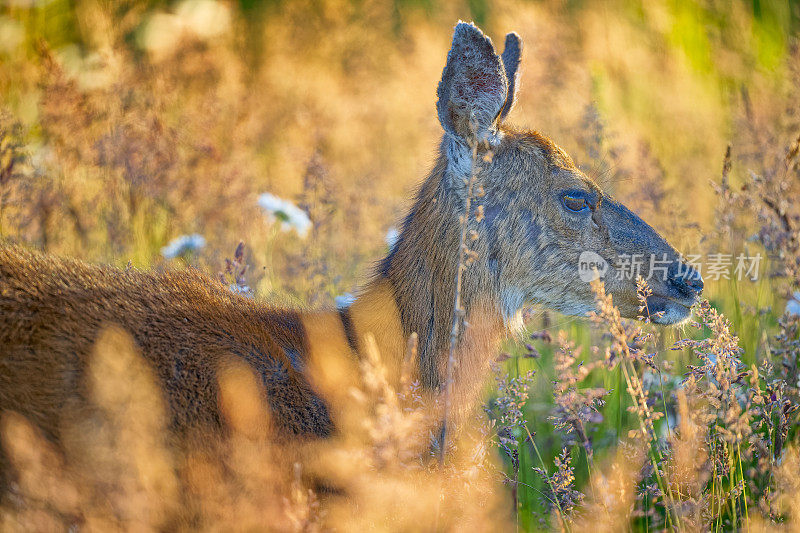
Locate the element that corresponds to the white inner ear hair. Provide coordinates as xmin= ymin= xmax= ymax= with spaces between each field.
xmin=445 ymin=129 xmax=503 ymax=182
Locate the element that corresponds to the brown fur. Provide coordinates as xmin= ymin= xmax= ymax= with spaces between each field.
xmin=0 ymin=245 xmax=330 ymax=442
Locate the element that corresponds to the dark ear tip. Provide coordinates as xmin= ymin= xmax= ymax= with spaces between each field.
xmin=453 ymin=20 xmax=493 ymax=47
xmin=454 ymin=20 xmax=482 ymax=35
xmin=504 ymin=32 xmax=521 ymax=49
xmin=499 ymin=31 xmax=522 ymax=121
xmin=501 ymin=31 xmax=522 ymax=76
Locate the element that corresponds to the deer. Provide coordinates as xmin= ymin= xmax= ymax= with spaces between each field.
xmin=0 ymin=22 xmax=703 ymax=487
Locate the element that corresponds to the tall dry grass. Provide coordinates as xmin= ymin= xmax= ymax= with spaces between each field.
xmin=1 ymin=0 xmax=799 ymax=530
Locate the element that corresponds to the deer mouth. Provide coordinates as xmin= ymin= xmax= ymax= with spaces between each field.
xmin=645 ymin=294 xmax=697 ymax=325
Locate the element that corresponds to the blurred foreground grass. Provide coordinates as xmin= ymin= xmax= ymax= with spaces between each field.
xmin=1 ymin=0 xmax=800 ymax=530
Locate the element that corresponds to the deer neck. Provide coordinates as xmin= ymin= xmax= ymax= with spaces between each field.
xmin=347 ymin=159 xmax=509 ymax=404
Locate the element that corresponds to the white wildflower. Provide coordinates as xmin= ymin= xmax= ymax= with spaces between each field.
xmin=54 ymin=45 xmax=120 ymax=90
xmin=138 ymin=0 xmax=230 ymax=56
xmin=258 ymin=192 xmax=311 ymax=238
xmin=786 ymin=292 xmax=800 ymax=316
xmin=229 ymin=283 xmax=253 ymax=298
xmin=138 ymin=14 xmax=184 ymax=54
xmin=335 ymin=293 xmax=355 ymax=309
xmin=161 ymin=234 xmax=206 ymax=259
xmin=176 ymin=0 xmax=231 ymax=38
xmin=385 ymin=227 xmax=399 ymax=249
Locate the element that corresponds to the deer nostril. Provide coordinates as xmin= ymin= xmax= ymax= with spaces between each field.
xmin=685 ymin=273 xmax=704 ymax=292
xmin=670 ymin=266 xmax=704 ymax=296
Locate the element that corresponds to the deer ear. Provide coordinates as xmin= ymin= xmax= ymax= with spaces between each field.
xmin=499 ymin=32 xmax=522 ymax=121
xmin=436 ymin=22 xmax=508 ymax=145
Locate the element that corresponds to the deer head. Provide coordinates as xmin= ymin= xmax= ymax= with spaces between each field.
xmin=381 ymin=22 xmax=703 ymax=375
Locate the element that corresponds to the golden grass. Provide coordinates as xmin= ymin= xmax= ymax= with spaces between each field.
xmin=1 ymin=0 xmax=799 ymax=530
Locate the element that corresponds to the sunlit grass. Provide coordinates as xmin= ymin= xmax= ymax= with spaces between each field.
xmin=1 ymin=0 xmax=799 ymax=531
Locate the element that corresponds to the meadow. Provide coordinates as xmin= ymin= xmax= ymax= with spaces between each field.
xmin=1 ymin=0 xmax=799 ymax=530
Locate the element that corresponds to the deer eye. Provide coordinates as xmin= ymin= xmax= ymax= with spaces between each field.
xmin=562 ymin=194 xmax=588 ymax=212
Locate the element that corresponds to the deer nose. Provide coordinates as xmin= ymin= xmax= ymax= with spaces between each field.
xmin=669 ymin=263 xmax=704 ymax=297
